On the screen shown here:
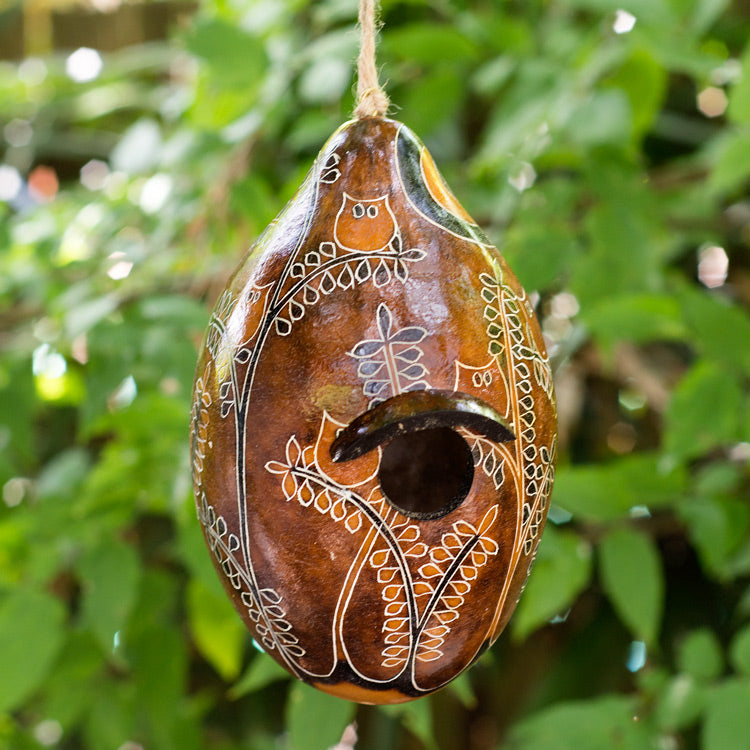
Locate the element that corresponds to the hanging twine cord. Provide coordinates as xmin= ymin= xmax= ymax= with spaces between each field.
xmin=353 ymin=0 xmax=390 ymax=118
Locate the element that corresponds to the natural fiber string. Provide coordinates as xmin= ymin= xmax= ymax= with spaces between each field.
xmin=353 ymin=0 xmax=390 ymax=118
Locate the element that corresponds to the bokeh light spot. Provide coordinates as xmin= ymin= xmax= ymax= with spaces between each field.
xmin=66 ymin=47 xmax=103 ymax=83
xmin=613 ymin=10 xmax=636 ymax=34
xmin=698 ymin=244 xmax=728 ymax=288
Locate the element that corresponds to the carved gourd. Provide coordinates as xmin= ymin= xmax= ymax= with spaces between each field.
xmin=190 ymin=116 xmax=557 ymax=704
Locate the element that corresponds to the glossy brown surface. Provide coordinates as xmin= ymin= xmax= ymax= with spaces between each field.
xmin=190 ymin=117 xmax=557 ymax=703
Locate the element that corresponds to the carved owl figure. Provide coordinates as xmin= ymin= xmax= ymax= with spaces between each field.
xmin=334 ymin=193 xmax=397 ymax=252
xmin=190 ymin=117 xmax=557 ymax=704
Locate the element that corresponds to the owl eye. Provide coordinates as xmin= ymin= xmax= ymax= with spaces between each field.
xmin=352 ymin=203 xmax=365 ymax=218
xmin=330 ymin=390 xmax=515 ymax=520
xmin=366 ymin=205 xmax=379 ymax=218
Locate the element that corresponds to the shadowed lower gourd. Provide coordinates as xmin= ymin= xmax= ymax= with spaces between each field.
xmin=189 ymin=116 xmax=557 ymax=704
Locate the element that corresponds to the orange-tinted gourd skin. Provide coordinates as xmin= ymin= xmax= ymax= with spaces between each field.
xmin=190 ymin=117 xmax=557 ymax=704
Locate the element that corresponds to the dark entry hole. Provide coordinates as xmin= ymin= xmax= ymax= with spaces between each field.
xmin=378 ymin=427 xmax=474 ymax=520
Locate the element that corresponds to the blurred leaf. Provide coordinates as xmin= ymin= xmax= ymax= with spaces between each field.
xmin=446 ymin=671 xmax=477 ymax=709
xmin=189 ymin=77 xmax=261 ymax=130
xmin=128 ymin=568 xmax=179 ymax=632
xmin=76 ymin=537 xmax=140 ymax=656
xmin=399 ymin=66 xmax=464 ymax=138
xmin=513 ymin=527 xmax=593 ymax=640
xmin=84 ymin=681 xmax=135 ymax=750
xmin=654 ymin=674 xmax=705 ymax=732
xmin=505 ymin=694 xmax=655 ymax=749
xmin=565 ymin=89 xmax=632 ymax=147
xmin=35 ymin=447 xmax=91 ymax=502
xmin=708 ymin=129 xmax=750 ymax=197
xmin=607 ymin=48 xmax=667 ymax=141
xmin=301 ymin=27 xmax=358 ymax=66
xmin=379 ymin=697 xmax=438 ymax=750
xmin=285 ymin=682 xmax=356 ymax=750
xmin=139 ymin=295 xmax=210 ymax=329
xmin=187 ymin=577 xmax=246 ymax=681
xmin=690 ymin=0 xmax=731 ymax=34
xmin=503 ymin=218 xmax=578 ymax=292
xmin=728 ymin=43 xmax=750 ymax=125
xmin=477 ymin=64 xmax=566 ymax=167
xmin=3 ymin=0 xmax=750 ymax=747
xmin=298 ymin=57 xmax=351 ymax=105
xmin=598 ymin=528 xmax=664 ymax=645
xmin=0 ymin=588 xmax=66 ymax=713
xmin=471 ymin=55 xmax=516 ymax=97
xmin=186 ymin=18 xmax=267 ymax=89
xmin=130 ymin=622 xmax=187 ymax=709
xmin=679 ymin=286 xmax=750 ymax=375
xmin=230 ymin=652 xmax=290 ymax=699
xmin=0 ymin=356 xmax=36 ymax=472
xmin=128 ymin=622 xmax=188 ymax=749
xmin=695 ymin=461 xmax=742 ymax=497
xmin=563 ymin=0 xmax=673 ymax=22
xmin=584 ymin=293 xmax=686 ymax=346
xmin=553 ymin=463 xmax=629 ymax=520
xmin=80 ymin=393 xmax=189 ymax=518
xmin=679 ymin=493 xmax=750 ymax=578
xmin=677 ymin=629 xmax=724 ymax=682
xmin=553 ymin=454 xmax=684 ymax=522
xmin=111 ymin=119 xmax=163 ymax=175
xmin=703 ymin=679 xmax=750 ymax=750
xmin=383 ymin=24 xmax=479 ymax=65
xmin=42 ymin=630 xmax=104 ymax=729
xmin=231 ymin=174 xmax=283 ymax=235
xmin=730 ymin=625 xmax=750 ymax=676
xmin=0 ymin=518 xmax=30 ymax=588
xmin=573 ymin=198 xmax=657 ymax=309
xmin=664 ymin=360 xmax=742 ymax=462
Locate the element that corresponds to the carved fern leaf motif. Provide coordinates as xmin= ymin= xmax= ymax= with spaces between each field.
xmin=414 ymin=505 xmax=500 ymax=662
xmin=349 ymin=302 xmax=431 ymax=407
xmin=479 ymin=271 xmax=553 ymax=401
xmin=264 ymin=433 xmax=504 ymax=673
xmin=320 ymin=152 xmax=341 ymax=184
xmin=190 ymin=376 xmax=212 ymax=490
xmin=273 ymin=244 xmax=427 ymax=337
xmin=205 ymin=289 xmax=236 ymax=362
xmin=196 ymin=493 xmax=304 ymax=661
xmin=265 ymin=436 xmax=367 ymax=534
xmin=266 ymin=435 xmax=426 ymax=671
xmin=469 ymin=435 xmax=506 ymax=490
xmin=479 ymin=268 xmax=557 ymax=543
xmin=519 ymin=439 xmax=556 ymax=555
xmin=368 ymin=521 xmax=428 ymax=669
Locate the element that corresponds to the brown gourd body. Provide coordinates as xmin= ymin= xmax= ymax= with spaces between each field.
xmin=190 ymin=117 xmax=557 ymax=704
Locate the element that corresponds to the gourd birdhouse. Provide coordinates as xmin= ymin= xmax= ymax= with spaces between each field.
xmin=190 ymin=116 xmax=557 ymax=704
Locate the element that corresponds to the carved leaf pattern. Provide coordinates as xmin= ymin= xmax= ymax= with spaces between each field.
xmin=349 ymin=302 xmax=431 ymax=407
xmin=414 ymin=505 xmax=500 ymax=663
xmin=519 ymin=440 xmax=556 ymax=555
xmin=469 ymin=435 xmax=506 ymax=490
xmin=265 ymin=436 xmax=367 ymax=535
xmin=205 ymin=290 xmax=236 ymax=361
xmin=196 ymin=493 xmax=304 ymax=659
xmin=264 ymin=427 xmax=505 ymax=673
xmin=272 ymin=212 xmax=427 ymax=339
xmin=480 ymin=268 xmax=556 ymax=557
xmin=190 ymin=375 xmax=212 ymax=489
xmin=368 ymin=519 xmax=430 ymax=669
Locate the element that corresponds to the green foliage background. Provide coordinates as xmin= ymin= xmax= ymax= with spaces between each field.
xmin=2 ymin=0 xmax=750 ymax=747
